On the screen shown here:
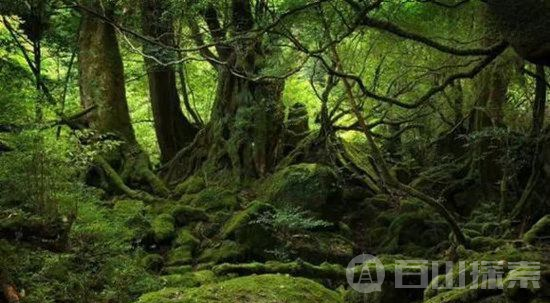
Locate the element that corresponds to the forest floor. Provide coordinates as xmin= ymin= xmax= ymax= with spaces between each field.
xmin=1 ymin=160 xmax=549 ymax=303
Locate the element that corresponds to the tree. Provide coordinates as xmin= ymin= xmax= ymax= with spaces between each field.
xmin=165 ymin=0 xmax=285 ymax=182
xmin=77 ymin=0 xmax=168 ymax=195
xmin=486 ymin=0 xmax=550 ymax=66
xmin=141 ymin=0 xmax=198 ymax=164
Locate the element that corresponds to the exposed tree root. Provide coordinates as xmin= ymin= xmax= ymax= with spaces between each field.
xmin=96 ymin=156 xmax=165 ymax=204
xmin=161 ymin=128 xmax=209 ymax=185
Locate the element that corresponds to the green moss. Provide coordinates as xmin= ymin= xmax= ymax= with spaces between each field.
xmin=262 ymin=163 xmax=342 ymax=219
xmin=174 ymin=228 xmax=200 ymax=248
xmin=523 ymin=215 xmax=550 ymax=244
xmin=113 ymin=199 xmax=146 ymax=218
xmin=220 ymin=201 xmax=274 ymax=239
xmin=167 ymin=246 xmax=193 ymax=266
xmin=171 ymin=205 xmax=209 ymax=226
xmin=175 ymin=175 xmax=206 ymax=195
xmin=191 ymin=187 xmax=239 ymax=211
xmin=288 ymin=232 xmax=354 ymax=264
xmin=424 ymin=281 xmax=502 ymax=303
xmin=198 ymin=240 xmax=246 ymax=264
xmin=160 ymin=270 xmax=215 ymax=289
xmin=503 ymin=265 xmax=547 ymax=300
xmin=137 ymin=274 xmax=343 ymax=303
xmin=152 ymin=214 xmax=176 ymax=243
xmin=139 ymin=254 xmax=164 ymax=272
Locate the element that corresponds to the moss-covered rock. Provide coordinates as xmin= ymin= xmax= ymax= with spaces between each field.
xmin=175 ymin=175 xmax=206 ymax=195
xmin=424 ymin=282 xmax=503 ymax=303
xmin=152 ymin=214 xmax=176 ymax=243
xmin=167 ymin=246 xmax=194 ymax=266
xmin=220 ymin=201 xmax=274 ymax=239
xmin=287 ymin=232 xmax=354 ymax=264
xmin=219 ymin=201 xmax=276 ymax=257
xmin=139 ymin=254 xmax=164 ymax=272
xmin=171 ymin=205 xmax=209 ymax=226
xmin=378 ymin=209 xmax=449 ymax=256
xmin=198 ymin=240 xmax=247 ymax=264
xmin=523 ymin=215 xmax=550 ymax=244
xmin=173 ymin=228 xmax=200 ymax=249
xmin=136 ymin=274 xmax=343 ymax=303
xmin=163 ymin=265 xmax=193 ymax=275
xmin=263 ymin=163 xmax=342 ymax=219
xmin=184 ymin=187 xmax=239 ymax=211
xmin=503 ymin=265 xmax=549 ymax=301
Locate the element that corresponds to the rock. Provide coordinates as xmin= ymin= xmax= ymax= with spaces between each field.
xmin=523 ymin=215 xmax=550 ymax=244
xmin=136 ymin=274 xmax=343 ymax=303
xmin=288 ymin=232 xmax=354 ymax=264
xmin=220 ymin=201 xmax=276 ymax=257
xmin=151 ymin=214 xmax=176 ymax=243
xmin=263 ymin=163 xmax=342 ymax=219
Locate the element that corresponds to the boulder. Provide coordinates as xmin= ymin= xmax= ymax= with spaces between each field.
xmin=263 ymin=163 xmax=342 ymax=219
xmin=136 ymin=274 xmax=343 ymax=303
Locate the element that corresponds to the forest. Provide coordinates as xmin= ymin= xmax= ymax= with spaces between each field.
xmin=0 ymin=0 xmax=549 ymax=302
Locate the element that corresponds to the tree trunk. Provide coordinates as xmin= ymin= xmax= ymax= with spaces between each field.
xmin=468 ymin=11 xmax=517 ymax=196
xmin=486 ymin=0 xmax=550 ymax=66
xmin=78 ymin=0 xmax=168 ymax=195
xmin=78 ymin=1 xmax=136 ymax=143
xmin=164 ymin=0 xmax=285 ymax=182
xmin=141 ymin=0 xmax=198 ymax=163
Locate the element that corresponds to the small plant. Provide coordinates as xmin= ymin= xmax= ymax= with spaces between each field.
xmin=252 ymin=206 xmax=332 ymax=235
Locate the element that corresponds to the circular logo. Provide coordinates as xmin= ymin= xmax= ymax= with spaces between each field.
xmin=346 ymin=254 xmax=385 ymax=293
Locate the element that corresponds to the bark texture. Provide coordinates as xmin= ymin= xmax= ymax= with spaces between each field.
xmin=164 ymin=0 xmax=285 ymax=182
xmin=78 ymin=0 xmax=168 ymax=195
xmin=78 ymin=1 xmax=136 ymax=143
xmin=141 ymin=0 xmax=198 ymax=163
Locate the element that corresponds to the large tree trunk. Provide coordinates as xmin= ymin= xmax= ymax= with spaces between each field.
xmin=208 ymin=68 xmax=284 ymax=179
xmin=78 ymin=2 xmax=136 ymax=143
xmin=164 ymin=0 xmax=285 ymax=183
xmin=486 ymin=0 xmax=550 ymax=66
xmin=141 ymin=0 xmax=198 ymax=163
xmin=78 ymin=0 xmax=168 ymax=195
xmin=468 ymin=12 xmax=517 ymax=196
